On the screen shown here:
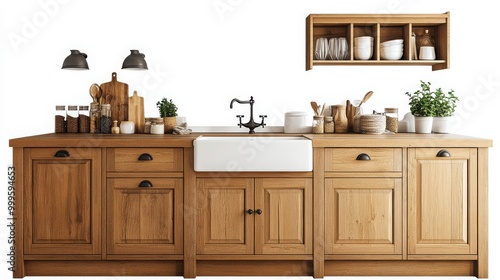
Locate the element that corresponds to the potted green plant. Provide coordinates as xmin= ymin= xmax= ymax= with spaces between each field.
xmin=405 ymin=80 xmax=435 ymax=133
xmin=156 ymin=98 xmax=178 ymax=133
xmin=432 ymin=87 xmax=459 ymax=133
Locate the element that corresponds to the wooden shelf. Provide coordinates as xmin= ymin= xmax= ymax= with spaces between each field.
xmin=306 ymin=13 xmax=450 ymax=71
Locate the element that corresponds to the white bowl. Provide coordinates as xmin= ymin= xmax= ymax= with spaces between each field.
xmin=380 ymin=49 xmax=403 ymax=60
xmin=381 ymin=39 xmax=404 ymax=47
xmin=354 ymin=47 xmax=373 ymax=60
xmin=380 ymin=44 xmax=404 ymax=52
xmin=355 ymin=36 xmax=374 ymax=42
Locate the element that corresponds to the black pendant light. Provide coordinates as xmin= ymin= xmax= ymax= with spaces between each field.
xmin=62 ymin=50 xmax=89 ymax=70
xmin=122 ymin=50 xmax=148 ymax=70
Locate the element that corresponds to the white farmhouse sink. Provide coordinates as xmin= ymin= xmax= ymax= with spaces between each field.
xmin=193 ymin=136 xmax=312 ymax=172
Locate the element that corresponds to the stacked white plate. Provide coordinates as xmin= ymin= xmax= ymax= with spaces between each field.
xmin=360 ymin=114 xmax=386 ymax=134
xmin=380 ymin=39 xmax=404 ymax=60
xmin=315 ymin=37 xmax=349 ymax=60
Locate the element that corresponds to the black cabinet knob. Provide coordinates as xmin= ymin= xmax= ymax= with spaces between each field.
xmin=138 ymin=153 xmax=153 ymax=161
xmin=436 ymin=150 xmax=451 ymax=157
xmin=54 ymin=150 xmax=70 ymax=158
xmin=255 ymin=209 xmax=262 ymax=215
xmin=356 ymin=153 xmax=371 ymax=161
xmin=247 ymin=209 xmax=254 ymax=215
xmin=138 ymin=180 xmax=153 ymax=188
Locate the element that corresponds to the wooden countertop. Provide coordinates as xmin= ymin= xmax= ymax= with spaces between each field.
xmin=9 ymin=132 xmax=493 ymax=148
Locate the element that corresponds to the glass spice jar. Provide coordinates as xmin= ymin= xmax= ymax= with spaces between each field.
xmin=78 ymin=105 xmax=90 ymax=133
xmin=55 ymin=105 xmax=66 ymax=133
xmin=89 ymin=102 xmax=100 ymax=133
xmin=384 ymin=108 xmax=399 ymax=133
xmin=312 ymin=116 xmax=324 ymax=134
xmin=100 ymin=104 xmax=112 ymax=134
xmin=66 ymin=105 xmax=79 ymax=133
xmin=324 ymin=116 xmax=334 ymax=133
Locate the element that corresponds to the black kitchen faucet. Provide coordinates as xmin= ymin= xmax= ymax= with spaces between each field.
xmin=230 ymin=96 xmax=267 ymax=134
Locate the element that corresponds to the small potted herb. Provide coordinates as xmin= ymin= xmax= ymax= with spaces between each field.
xmin=156 ymin=98 xmax=178 ymax=133
xmin=432 ymin=86 xmax=459 ymax=133
xmin=405 ymin=80 xmax=435 ymax=133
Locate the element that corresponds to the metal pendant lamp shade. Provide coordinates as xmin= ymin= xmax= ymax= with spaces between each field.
xmin=62 ymin=50 xmax=89 ymax=70
xmin=122 ymin=50 xmax=148 ymax=70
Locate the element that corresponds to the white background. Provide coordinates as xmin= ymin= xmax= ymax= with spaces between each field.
xmin=0 ymin=0 xmax=498 ymax=280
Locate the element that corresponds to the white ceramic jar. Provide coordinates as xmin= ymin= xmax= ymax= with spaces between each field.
xmin=120 ymin=121 xmax=135 ymax=134
xmin=284 ymin=112 xmax=312 ymax=133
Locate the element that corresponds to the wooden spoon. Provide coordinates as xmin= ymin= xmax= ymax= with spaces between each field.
xmin=311 ymin=101 xmax=319 ymax=115
xmin=89 ymin=83 xmax=100 ymax=103
xmin=358 ymin=91 xmax=373 ymax=107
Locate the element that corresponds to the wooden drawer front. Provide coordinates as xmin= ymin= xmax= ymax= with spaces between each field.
xmin=107 ymin=148 xmax=183 ymax=172
xmin=325 ymin=148 xmax=402 ymax=172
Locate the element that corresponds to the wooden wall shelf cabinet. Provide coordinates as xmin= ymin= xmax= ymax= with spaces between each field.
xmin=306 ymin=13 xmax=450 ymax=71
xmin=9 ymin=134 xmax=491 ymax=279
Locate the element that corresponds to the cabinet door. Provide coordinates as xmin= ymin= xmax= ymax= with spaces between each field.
xmin=408 ymin=148 xmax=477 ymax=255
xmin=24 ymin=148 xmax=101 ymax=255
xmin=197 ymin=178 xmax=254 ymax=254
xmin=255 ymin=178 xmax=312 ymax=254
xmin=107 ymin=178 xmax=183 ymax=255
xmin=325 ymin=178 xmax=402 ymax=255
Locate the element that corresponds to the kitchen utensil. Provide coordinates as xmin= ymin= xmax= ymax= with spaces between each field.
xmin=100 ymin=72 xmax=129 ymax=124
xmin=89 ymin=83 xmax=100 ymax=103
xmin=311 ymin=101 xmax=319 ymax=115
xmin=128 ymin=91 xmax=145 ymax=133
xmin=358 ymin=91 xmax=374 ymax=107
xmin=96 ymin=85 xmax=102 ymax=104
xmin=319 ymin=103 xmax=326 ymax=116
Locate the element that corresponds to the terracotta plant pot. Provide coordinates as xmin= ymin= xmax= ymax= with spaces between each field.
xmin=163 ymin=117 xmax=177 ymax=134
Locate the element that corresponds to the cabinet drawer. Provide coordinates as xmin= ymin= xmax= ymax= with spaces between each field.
xmin=325 ymin=148 xmax=402 ymax=172
xmin=107 ymin=148 xmax=183 ymax=172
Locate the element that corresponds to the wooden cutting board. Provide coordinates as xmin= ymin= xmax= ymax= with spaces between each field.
xmin=128 ymin=91 xmax=145 ymax=133
xmin=100 ymin=72 xmax=128 ymax=124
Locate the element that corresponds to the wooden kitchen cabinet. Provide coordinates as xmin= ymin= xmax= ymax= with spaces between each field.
xmin=325 ymin=178 xmax=402 ymax=255
xmin=10 ymin=134 xmax=491 ymax=278
xmin=324 ymin=148 xmax=403 ymax=256
xmin=107 ymin=178 xmax=183 ymax=255
xmin=306 ymin=13 xmax=450 ymax=71
xmin=23 ymin=148 xmax=101 ymax=255
xmin=197 ymin=178 xmax=312 ymax=255
xmin=106 ymin=148 xmax=184 ymax=256
xmin=408 ymin=148 xmax=477 ymax=255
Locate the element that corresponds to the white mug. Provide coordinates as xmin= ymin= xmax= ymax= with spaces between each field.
xmin=419 ymin=46 xmax=436 ymax=60
xmin=120 ymin=121 xmax=135 ymax=134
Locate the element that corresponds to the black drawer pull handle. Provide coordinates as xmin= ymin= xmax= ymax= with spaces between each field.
xmin=138 ymin=153 xmax=153 ymax=161
xmin=255 ymin=209 xmax=262 ymax=215
xmin=436 ymin=150 xmax=451 ymax=157
xmin=247 ymin=209 xmax=254 ymax=215
xmin=356 ymin=153 xmax=371 ymax=161
xmin=54 ymin=150 xmax=70 ymax=158
xmin=138 ymin=180 xmax=153 ymax=188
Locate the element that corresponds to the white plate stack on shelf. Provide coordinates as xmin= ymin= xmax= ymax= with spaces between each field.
xmin=354 ymin=36 xmax=374 ymax=60
xmin=360 ymin=114 xmax=386 ymax=134
xmin=380 ymin=39 xmax=404 ymax=60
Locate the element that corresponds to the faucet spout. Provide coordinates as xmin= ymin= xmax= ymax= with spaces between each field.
xmin=230 ymin=97 xmax=253 ymax=109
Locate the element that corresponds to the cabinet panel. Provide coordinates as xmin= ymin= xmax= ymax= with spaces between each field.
xmin=408 ymin=148 xmax=477 ymax=255
xmin=325 ymin=148 xmax=402 ymax=172
xmin=325 ymin=178 xmax=402 ymax=255
xmin=107 ymin=178 xmax=183 ymax=255
xmin=255 ymin=178 xmax=312 ymax=254
xmin=107 ymin=148 xmax=183 ymax=172
xmin=24 ymin=148 xmax=101 ymax=255
xmin=197 ymin=178 xmax=254 ymax=254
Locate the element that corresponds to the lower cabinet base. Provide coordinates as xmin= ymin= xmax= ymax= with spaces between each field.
xmin=21 ymin=260 xmax=478 ymax=278
xmin=325 ymin=260 xmax=476 ymax=277
xmin=24 ymin=261 xmax=183 ymax=277
xmin=197 ymin=260 xmax=313 ymax=276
